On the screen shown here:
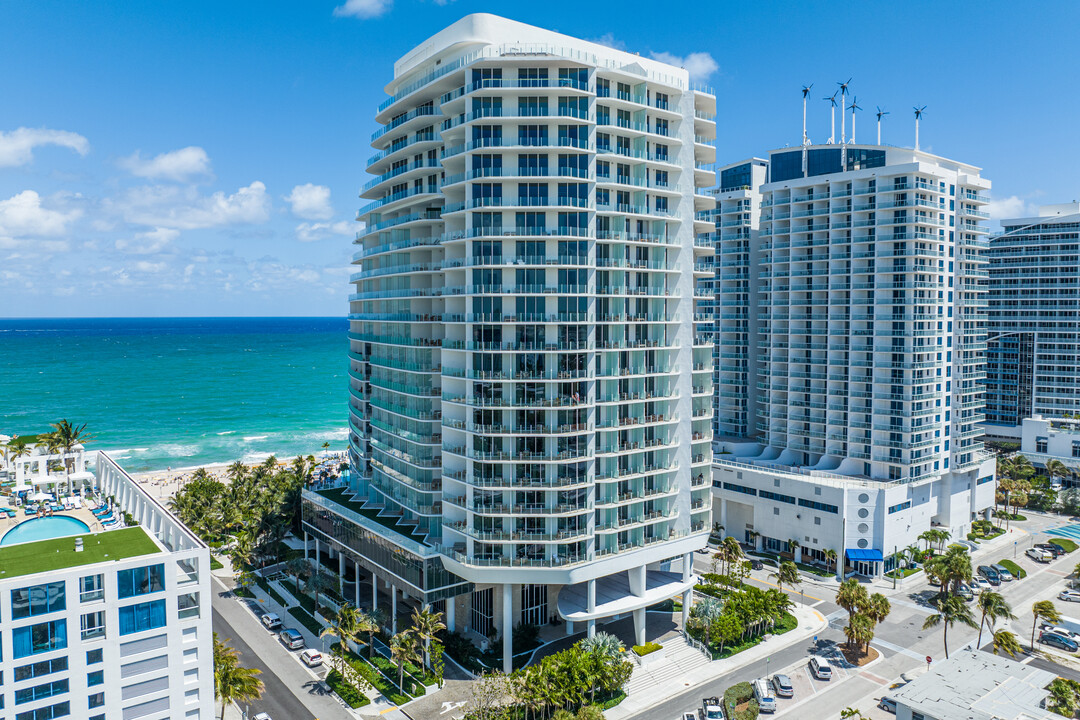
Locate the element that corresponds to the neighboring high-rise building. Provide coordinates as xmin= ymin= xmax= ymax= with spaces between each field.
xmin=712 ymin=142 xmax=996 ymax=578
xmin=985 ymin=203 xmax=1080 ymax=437
xmin=303 ymin=13 xmax=716 ymax=672
xmin=0 ymin=453 xmax=215 ymax=720
xmin=711 ymin=158 xmax=767 ymax=441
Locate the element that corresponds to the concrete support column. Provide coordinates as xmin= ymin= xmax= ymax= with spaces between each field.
xmin=587 ymin=619 xmax=596 ymax=638
xmin=566 ymin=620 xmax=574 ymax=635
xmin=446 ymin=597 xmax=455 ymax=633
xmin=314 ymin=539 xmax=321 ymax=569
xmin=587 ymin=579 xmax=596 ymax=613
xmin=719 ymin=498 xmax=728 ymax=537
xmin=303 ymin=532 xmax=309 ymax=560
xmin=391 ymin=584 xmax=398 ymax=635
xmin=354 ymin=560 xmax=361 ymax=609
xmin=836 ymin=554 xmax=844 ymax=582
xmin=628 ymin=564 xmax=646 ymax=598
xmin=371 ymin=571 xmax=378 ymax=612
xmin=683 ymin=552 xmax=693 ymax=581
xmin=502 ymin=583 xmax=514 ymax=675
xmin=794 ymin=547 xmax=802 ymax=564
xmin=755 ymin=534 xmax=763 ymax=552
xmin=983 ymin=507 xmax=992 ymax=521
xmin=681 ymin=588 xmax=692 ymax=629
xmin=338 ymin=550 xmax=346 ymax=597
xmin=633 ymin=608 xmax=646 ymax=647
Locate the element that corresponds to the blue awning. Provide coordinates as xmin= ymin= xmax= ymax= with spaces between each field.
xmin=845 ymin=548 xmax=884 ymax=562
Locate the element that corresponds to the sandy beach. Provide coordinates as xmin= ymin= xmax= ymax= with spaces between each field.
xmin=125 ymin=451 xmax=348 ymax=501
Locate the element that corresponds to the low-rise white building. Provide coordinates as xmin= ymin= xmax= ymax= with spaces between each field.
xmin=1017 ymin=415 xmax=1080 ymax=483
xmin=0 ymin=452 xmax=214 ymax=719
xmin=889 ymin=650 xmax=1058 ymax=720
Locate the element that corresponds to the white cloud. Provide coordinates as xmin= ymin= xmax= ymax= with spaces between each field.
xmin=0 ymin=190 xmax=82 ymax=237
xmin=115 ymin=181 xmax=271 ymax=230
xmin=119 ymin=146 xmax=212 ymax=181
xmin=333 ymin=0 xmax=391 ymax=18
xmin=134 ymin=260 xmax=167 ymax=273
xmin=648 ymin=51 xmax=719 ymax=81
xmin=589 ymin=33 xmax=626 ymax=51
xmin=987 ymin=195 xmax=1035 ymax=221
xmin=0 ymin=128 xmax=89 ymax=167
xmin=285 ymin=183 xmax=334 ymax=220
xmin=115 ymin=227 xmax=180 ymax=254
xmin=295 ymin=220 xmax=355 ymax=242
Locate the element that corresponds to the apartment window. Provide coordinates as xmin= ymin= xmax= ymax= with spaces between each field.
xmin=517 ymin=67 xmax=548 ymax=87
xmin=721 ymin=482 xmax=756 ymax=496
xmin=1036 ymin=438 xmax=1048 ymax=453
xmin=178 ymin=593 xmax=200 ymax=620
xmin=88 ymin=693 xmax=104 ymax=709
xmin=520 ymin=585 xmax=547 ymax=626
xmin=12 ymin=582 xmax=66 ymax=619
xmin=117 ymin=564 xmax=165 ymax=599
xmin=80 ymin=574 xmax=104 ymax=603
xmin=81 ymin=611 xmax=106 ymax=640
xmin=814 ymin=517 xmax=821 ymax=526
xmin=87 ymin=648 xmax=103 ymax=664
xmin=1073 ymin=442 xmax=1080 ymax=459
xmin=14 ymin=657 xmax=68 ymax=683
xmin=15 ymin=679 xmax=68 ymax=705
xmin=888 ymin=501 xmax=912 ymax=514
xmin=88 ymin=670 xmax=104 ymax=687
xmin=773 ymin=507 xmax=780 ymax=516
xmin=471 ymin=588 xmax=494 ymax=637
xmin=760 ymin=490 xmax=796 ymax=504
xmin=118 ymin=600 xmax=167 ymax=636
xmin=13 ymin=620 xmax=67 ymax=658
xmin=14 ymin=700 xmax=70 ymax=720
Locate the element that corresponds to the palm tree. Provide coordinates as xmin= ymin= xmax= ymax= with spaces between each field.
xmin=722 ymin=535 xmax=744 ymax=574
xmin=411 ymin=605 xmax=446 ymax=672
xmin=579 ymin=631 xmax=624 ymax=702
xmin=904 ymin=543 xmax=921 ymax=568
xmin=865 ymin=593 xmax=891 ymax=642
xmin=976 ymin=591 xmax=1016 ymax=648
xmin=992 ymin=629 xmax=1023 ymax=658
xmin=356 ymin=610 xmax=381 ymax=659
xmin=322 ymin=441 xmax=331 ymax=459
xmin=321 ymin=604 xmax=362 ymax=675
xmin=1047 ymin=459 xmax=1068 ymax=489
xmin=922 ymin=595 xmax=977 ymax=659
xmin=769 ymin=560 xmax=801 ymax=594
xmin=1031 ymin=600 xmax=1061 ymax=649
xmin=48 ymin=420 xmax=94 ymax=494
xmin=308 ymin=570 xmax=335 ymax=617
xmin=844 ymin=613 xmax=874 ymax=655
xmin=786 ymin=538 xmax=800 ymax=560
xmin=836 ymin=577 xmax=869 ymax=628
xmin=824 ymin=548 xmax=838 ymax=574
xmin=390 ymin=630 xmax=421 ymax=692
xmin=214 ymin=633 xmax=264 ymax=720
xmin=284 ymin=556 xmax=311 ymax=599
xmin=918 ymin=530 xmax=935 ymax=551
xmin=1048 ymin=678 xmax=1080 ymax=718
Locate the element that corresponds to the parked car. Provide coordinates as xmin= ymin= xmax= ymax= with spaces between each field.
xmin=1040 ymin=631 xmax=1078 ymax=652
xmin=1036 ymin=542 xmax=1066 ymax=558
xmin=253 ymin=714 xmax=272 ymax=720
xmin=300 ymin=649 xmax=323 ymax=667
xmin=977 ymin=565 xmax=1001 ymax=586
xmin=809 ymin=656 xmax=832 ymax=680
xmin=753 ymin=678 xmax=776 ymax=713
xmin=956 ymin=583 xmax=974 ymax=601
xmin=1026 ymin=547 xmax=1053 ymax=563
xmin=260 ymin=613 xmax=282 ymax=630
xmin=878 ymin=697 xmax=897 ymax=714
xmin=1042 ymin=624 xmax=1079 ymax=640
xmin=972 ymin=576 xmax=992 ymax=593
xmin=1059 ymin=590 xmax=1080 ymax=603
xmin=682 ymin=713 xmax=697 ymax=720
xmin=771 ymin=674 xmax=794 ymax=698
xmin=279 ymin=628 xmax=305 ymax=650
xmin=991 ymin=563 xmax=1015 ymax=581
xmin=748 ymin=559 xmax=764 ymax=571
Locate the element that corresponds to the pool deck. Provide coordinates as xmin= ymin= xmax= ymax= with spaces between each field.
xmin=0 ymin=504 xmax=111 ymax=537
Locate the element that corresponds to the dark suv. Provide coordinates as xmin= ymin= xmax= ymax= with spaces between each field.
xmin=1036 ymin=542 xmax=1066 ymax=559
xmin=977 ymin=565 xmax=1001 ymax=586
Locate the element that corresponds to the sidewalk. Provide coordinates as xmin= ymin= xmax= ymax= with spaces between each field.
xmin=605 ymin=605 xmax=827 ymax=720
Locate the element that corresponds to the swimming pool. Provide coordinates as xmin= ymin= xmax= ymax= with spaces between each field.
xmin=1 ymin=516 xmax=92 ymax=546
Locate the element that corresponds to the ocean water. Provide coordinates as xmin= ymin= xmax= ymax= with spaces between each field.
xmin=0 ymin=317 xmax=349 ymax=472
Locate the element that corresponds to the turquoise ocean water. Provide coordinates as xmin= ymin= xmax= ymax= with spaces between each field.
xmin=0 ymin=317 xmax=348 ymax=472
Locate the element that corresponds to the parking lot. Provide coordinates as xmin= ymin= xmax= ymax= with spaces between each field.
xmin=751 ymin=642 xmax=857 ymax=717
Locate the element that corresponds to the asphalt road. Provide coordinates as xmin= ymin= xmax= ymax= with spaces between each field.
xmin=213 ymin=606 xmax=316 ymax=720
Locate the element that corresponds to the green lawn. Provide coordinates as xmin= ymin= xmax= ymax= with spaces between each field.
xmin=325 ymin=670 xmax=371 ymax=708
xmin=1051 ymin=538 xmax=1078 ymax=553
xmin=0 ymin=526 xmax=160 ymax=579
xmin=885 ymin=567 xmax=921 ymax=579
xmin=288 ymin=606 xmax=325 ymax=636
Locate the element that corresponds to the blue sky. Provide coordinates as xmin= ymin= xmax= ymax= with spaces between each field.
xmin=2 ymin=0 xmax=1077 ymax=317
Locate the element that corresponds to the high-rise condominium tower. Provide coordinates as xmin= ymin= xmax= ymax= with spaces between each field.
xmin=985 ymin=203 xmax=1080 ymax=435
xmin=302 ymin=14 xmax=716 ymax=671
xmin=711 ymin=143 xmax=997 ymax=578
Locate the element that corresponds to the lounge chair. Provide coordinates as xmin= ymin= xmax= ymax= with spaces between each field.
xmin=92 ymin=507 xmax=111 ymax=517
xmin=97 ymin=513 xmax=114 ymax=523
xmin=23 ymin=506 xmax=35 ymax=516
xmin=102 ymin=519 xmax=118 ymax=528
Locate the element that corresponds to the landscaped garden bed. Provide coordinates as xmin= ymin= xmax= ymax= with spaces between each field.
xmin=723 ymin=681 xmax=759 ymax=720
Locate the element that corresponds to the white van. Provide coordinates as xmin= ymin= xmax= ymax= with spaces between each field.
xmin=753 ymin=678 xmax=776 ymax=713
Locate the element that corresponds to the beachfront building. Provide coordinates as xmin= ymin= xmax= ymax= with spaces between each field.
xmin=4 ymin=441 xmax=92 ymax=492
xmin=984 ymin=203 xmax=1080 ymax=437
xmin=305 ymin=13 xmax=716 ymax=672
xmin=711 ymin=158 xmax=768 ymax=442
xmin=0 ymin=452 xmax=214 ymax=720
xmin=711 ymin=142 xmax=997 ymax=578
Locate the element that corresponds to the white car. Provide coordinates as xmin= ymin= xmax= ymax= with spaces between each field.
xmin=1059 ymin=590 xmax=1080 ymax=603
xmin=253 ymin=714 xmax=272 ymax=720
xmin=1041 ymin=624 xmax=1079 ymax=640
xmin=972 ymin=577 xmax=992 ymax=593
xmin=300 ymin=649 xmax=323 ymax=667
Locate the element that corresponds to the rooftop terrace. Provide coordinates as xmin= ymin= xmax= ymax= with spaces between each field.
xmin=0 ymin=526 xmax=161 ymax=580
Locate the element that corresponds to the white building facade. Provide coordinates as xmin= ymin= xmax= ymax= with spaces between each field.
xmin=713 ymin=143 xmax=996 ymax=576
xmin=305 ymin=13 xmax=716 ymax=672
xmin=1015 ymin=415 xmax=1080 ymax=482
xmin=0 ymin=452 xmax=214 ymax=720
xmin=985 ymin=203 xmax=1080 ymax=436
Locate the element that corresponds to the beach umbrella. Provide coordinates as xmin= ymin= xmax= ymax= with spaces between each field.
xmin=29 ymin=491 xmax=53 ymax=502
